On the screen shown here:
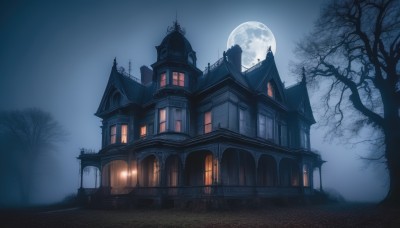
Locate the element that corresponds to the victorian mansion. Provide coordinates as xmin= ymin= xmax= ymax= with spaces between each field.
xmin=78 ymin=22 xmax=324 ymax=208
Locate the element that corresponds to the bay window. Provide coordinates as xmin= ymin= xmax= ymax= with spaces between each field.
xmin=174 ymin=109 xmax=182 ymax=132
xmin=140 ymin=125 xmax=147 ymax=138
xmin=173 ymin=72 xmax=185 ymax=87
xmin=121 ymin=124 xmax=128 ymax=143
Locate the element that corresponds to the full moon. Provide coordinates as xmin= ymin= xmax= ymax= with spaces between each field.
xmin=227 ymin=21 xmax=276 ymax=70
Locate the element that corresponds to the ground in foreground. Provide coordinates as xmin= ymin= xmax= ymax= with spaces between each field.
xmin=1 ymin=203 xmax=399 ymax=227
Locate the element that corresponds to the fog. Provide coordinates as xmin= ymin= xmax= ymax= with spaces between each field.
xmin=0 ymin=0 xmax=387 ymax=206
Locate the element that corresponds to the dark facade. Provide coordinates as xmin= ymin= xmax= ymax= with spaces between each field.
xmin=78 ymin=22 xmax=324 ymax=208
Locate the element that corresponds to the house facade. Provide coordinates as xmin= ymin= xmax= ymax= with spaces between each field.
xmin=78 ymin=22 xmax=324 ymax=208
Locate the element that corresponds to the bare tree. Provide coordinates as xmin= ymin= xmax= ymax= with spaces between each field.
xmin=0 ymin=108 xmax=66 ymax=205
xmin=296 ymin=0 xmax=400 ymax=205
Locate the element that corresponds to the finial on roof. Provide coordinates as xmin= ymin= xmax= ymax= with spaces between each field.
xmin=167 ymin=17 xmax=186 ymax=35
xmin=113 ymin=57 xmax=117 ymax=70
xmin=301 ymin=67 xmax=306 ymax=84
xmin=266 ymin=46 xmax=274 ymax=59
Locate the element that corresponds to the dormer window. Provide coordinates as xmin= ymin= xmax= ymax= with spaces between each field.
xmin=160 ymin=73 xmax=167 ymax=87
xmin=172 ymin=72 xmax=185 ymax=87
xmin=267 ymin=82 xmax=274 ymax=98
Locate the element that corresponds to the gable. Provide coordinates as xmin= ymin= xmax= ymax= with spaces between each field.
xmin=285 ymin=82 xmax=315 ymax=124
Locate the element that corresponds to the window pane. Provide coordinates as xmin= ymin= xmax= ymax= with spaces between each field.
xmin=266 ymin=116 xmax=273 ymax=140
xmin=179 ymin=73 xmax=185 ymax=87
xmin=121 ymin=124 xmax=128 ymax=143
xmin=140 ymin=125 xmax=147 ymax=137
xmin=204 ymin=111 xmax=212 ymax=133
xmin=160 ymin=73 xmax=166 ymax=87
xmin=172 ymin=72 xmax=178 ymax=85
xmin=239 ymin=109 xmax=245 ymax=134
xmin=205 ymin=154 xmax=213 ymax=185
xmin=110 ymin=125 xmax=116 ymax=144
xmin=281 ymin=124 xmax=287 ymax=146
xmin=175 ymin=121 xmax=181 ymax=132
xmin=258 ymin=114 xmax=266 ymax=138
xmin=159 ymin=108 xmax=166 ymax=133
xmin=267 ymin=82 xmax=274 ymax=98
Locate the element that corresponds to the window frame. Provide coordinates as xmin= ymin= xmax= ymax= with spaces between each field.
xmin=174 ymin=108 xmax=182 ymax=132
xmin=110 ymin=125 xmax=117 ymax=144
xmin=120 ymin=124 xmax=128 ymax=143
xmin=159 ymin=108 xmax=167 ymax=133
xmin=204 ymin=111 xmax=212 ymax=134
xmin=160 ymin=72 xmax=167 ymax=88
xmin=172 ymin=72 xmax=185 ymax=87
xmin=140 ymin=124 xmax=147 ymax=138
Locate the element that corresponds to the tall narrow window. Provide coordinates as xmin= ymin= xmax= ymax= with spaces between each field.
xmin=258 ymin=114 xmax=266 ymax=138
xmin=173 ymin=72 xmax=185 ymax=87
xmin=280 ymin=123 xmax=288 ymax=146
xmin=175 ymin=109 xmax=182 ymax=132
xmin=160 ymin=72 xmax=166 ymax=87
xmin=110 ymin=125 xmax=116 ymax=144
xmin=266 ymin=116 xmax=274 ymax=140
xmin=140 ymin=125 xmax=147 ymax=138
xmin=204 ymin=154 xmax=213 ymax=185
xmin=204 ymin=111 xmax=212 ymax=133
xmin=303 ymin=164 xmax=309 ymax=187
xmin=239 ymin=109 xmax=245 ymax=134
xmin=159 ymin=108 xmax=166 ymax=133
xmin=121 ymin=124 xmax=128 ymax=143
xmin=267 ymin=81 xmax=274 ymax=98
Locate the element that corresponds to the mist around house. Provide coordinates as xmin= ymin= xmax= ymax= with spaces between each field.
xmin=0 ymin=0 xmax=388 ymax=207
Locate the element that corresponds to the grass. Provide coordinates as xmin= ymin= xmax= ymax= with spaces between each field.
xmin=1 ymin=202 xmax=399 ymax=227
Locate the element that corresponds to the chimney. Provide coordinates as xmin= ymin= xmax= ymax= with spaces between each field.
xmin=226 ymin=44 xmax=242 ymax=72
xmin=140 ymin=65 xmax=153 ymax=86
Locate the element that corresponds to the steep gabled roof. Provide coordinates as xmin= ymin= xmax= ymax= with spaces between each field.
xmin=285 ymin=80 xmax=316 ymax=124
xmin=197 ymin=57 xmax=249 ymax=92
xmin=95 ymin=62 xmax=147 ymax=117
xmin=244 ymin=52 xmax=286 ymax=102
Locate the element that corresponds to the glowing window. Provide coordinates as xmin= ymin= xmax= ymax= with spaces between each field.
xmin=121 ymin=124 xmax=128 ymax=143
xmin=110 ymin=125 xmax=116 ymax=144
xmin=175 ymin=109 xmax=182 ymax=132
xmin=140 ymin=125 xmax=147 ymax=138
xmin=159 ymin=108 xmax=166 ymax=133
xmin=303 ymin=164 xmax=309 ymax=187
xmin=267 ymin=82 xmax=274 ymax=98
xmin=160 ymin=73 xmax=166 ymax=87
xmin=204 ymin=111 xmax=212 ymax=133
xmin=173 ymin=72 xmax=185 ymax=87
xmin=204 ymin=154 xmax=213 ymax=185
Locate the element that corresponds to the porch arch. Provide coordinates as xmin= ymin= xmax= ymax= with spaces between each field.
xmin=164 ymin=155 xmax=182 ymax=187
xmin=140 ymin=155 xmax=160 ymax=187
xmin=184 ymin=150 xmax=213 ymax=186
xmin=279 ymin=158 xmax=300 ymax=187
xmin=101 ymin=160 xmax=128 ymax=190
xmin=221 ymin=148 xmax=256 ymax=186
xmin=257 ymin=155 xmax=277 ymax=186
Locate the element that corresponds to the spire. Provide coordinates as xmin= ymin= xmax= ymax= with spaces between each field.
xmin=167 ymin=17 xmax=185 ymax=35
xmin=113 ymin=57 xmax=117 ymax=70
xmin=266 ymin=46 xmax=274 ymax=59
xmin=301 ymin=67 xmax=307 ymax=84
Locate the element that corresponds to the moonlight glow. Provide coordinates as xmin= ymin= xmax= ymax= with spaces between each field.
xmin=227 ymin=21 xmax=276 ymax=69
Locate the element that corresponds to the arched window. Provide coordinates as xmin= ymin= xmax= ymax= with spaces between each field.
xmin=204 ymin=154 xmax=213 ymax=186
xmin=267 ymin=81 xmax=274 ymax=98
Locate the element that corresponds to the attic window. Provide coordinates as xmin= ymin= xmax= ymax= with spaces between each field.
xmin=267 ymin=82 xmax=274 ymax=98
xmin=111 ymin=92 xmax=121 ymax=107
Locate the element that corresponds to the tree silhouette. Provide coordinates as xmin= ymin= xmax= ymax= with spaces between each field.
xmin=0 ymin=108 xmax=66 ymax=205
xmin=296 ymin=0 xmax=400 ymax=205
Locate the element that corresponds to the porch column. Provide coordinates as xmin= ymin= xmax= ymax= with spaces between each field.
xmin=319 ymin=165 xmax=323 ymax=192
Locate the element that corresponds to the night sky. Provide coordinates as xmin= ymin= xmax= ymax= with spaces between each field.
xmin=0 ymin=0 xmax=387 ymax=204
